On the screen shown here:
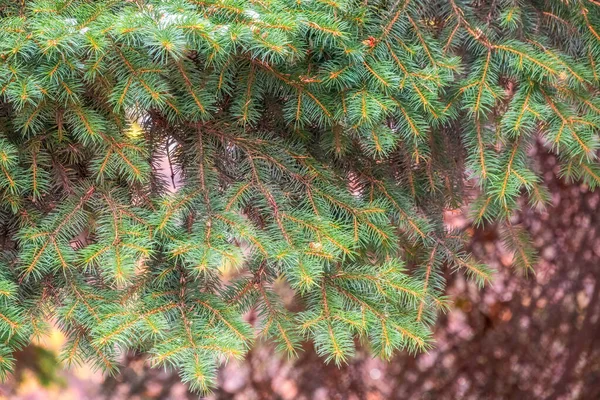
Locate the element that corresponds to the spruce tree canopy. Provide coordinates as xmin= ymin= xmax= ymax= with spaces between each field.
xmin=0 ymin=0 xmax=598 ymax=392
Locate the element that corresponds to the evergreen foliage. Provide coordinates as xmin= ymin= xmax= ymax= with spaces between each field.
xmin=0 ymin=0 xmax=597 ymax=392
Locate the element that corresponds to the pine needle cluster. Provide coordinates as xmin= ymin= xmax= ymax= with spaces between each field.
xmin=0 ymin=0 xmax=597 ymax=392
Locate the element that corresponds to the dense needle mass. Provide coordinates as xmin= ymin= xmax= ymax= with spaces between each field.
xmin=0 ymin=0 xmax=597 ymax=392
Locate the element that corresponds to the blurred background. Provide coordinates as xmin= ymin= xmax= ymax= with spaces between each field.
xmin=1 ymin=151 xmax=599 ymax=400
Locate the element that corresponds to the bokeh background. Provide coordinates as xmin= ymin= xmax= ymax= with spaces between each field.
xmin=1 ymin=151 xmax=599 ymax=400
